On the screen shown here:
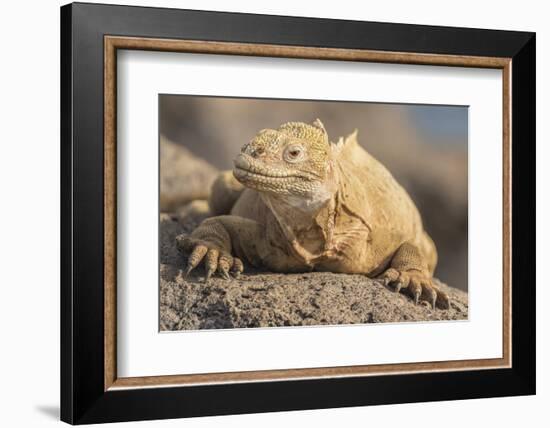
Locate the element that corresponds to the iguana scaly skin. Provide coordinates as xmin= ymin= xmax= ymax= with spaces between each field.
xmin=176 ymin=119 xmax=450 ymax=309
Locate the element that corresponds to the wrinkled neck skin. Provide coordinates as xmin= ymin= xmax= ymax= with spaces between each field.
xmin=261 ymin=185 xmax=333 ymax=225
xmin=259 ymin=160 xmax=340 ymax=263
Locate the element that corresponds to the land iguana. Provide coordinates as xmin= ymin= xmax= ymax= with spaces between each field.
xmin=176 ymin=119 xmax=450 ymax=309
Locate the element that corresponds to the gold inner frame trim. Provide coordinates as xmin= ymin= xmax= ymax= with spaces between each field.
xmin=104 ymin=35 xmax=512 ymax=391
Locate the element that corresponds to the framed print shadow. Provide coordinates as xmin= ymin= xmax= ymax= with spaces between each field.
xmin=60 ymin=2 xmax=536 ymax=425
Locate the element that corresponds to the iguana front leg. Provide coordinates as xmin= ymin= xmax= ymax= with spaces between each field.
xmin=380 ymin=242 xmax=450 ymax=309
xmin=176 ymin=215 xmax=265 ymax=281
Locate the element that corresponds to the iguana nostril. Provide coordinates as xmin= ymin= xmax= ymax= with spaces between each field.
xmin=251 ymin=147 xmax=264 ymax=158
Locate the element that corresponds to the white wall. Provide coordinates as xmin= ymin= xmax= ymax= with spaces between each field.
xmin=0 ymin=1 xmax=545 ymax=427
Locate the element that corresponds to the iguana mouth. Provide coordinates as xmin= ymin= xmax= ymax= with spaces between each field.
xmin=233 ymin=167 xmax=294 ymax=181
xmin=233 ymin=154 xmax=315 ymax=181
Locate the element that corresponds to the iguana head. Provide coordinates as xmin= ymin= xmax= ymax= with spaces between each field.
xmin=233 ymin=119 xmax=335 ymax=202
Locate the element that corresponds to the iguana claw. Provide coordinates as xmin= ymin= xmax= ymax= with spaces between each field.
xmin=204 ymin=267 xmax=215 ymax=283
xmin=176 ymin=233 xmax=245 ymax=281
xmin=379 ymin=268 xmax=450 ymax=310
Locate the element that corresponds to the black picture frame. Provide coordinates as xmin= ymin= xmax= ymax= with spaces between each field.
xmin=61 ymin=2 xmax=535 ymax=424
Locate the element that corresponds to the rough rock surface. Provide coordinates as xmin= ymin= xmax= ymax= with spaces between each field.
xmin=160 ymin=214 xmax=468 ymax=331
xmin=160 ymin=135 xmax=218 ymax=211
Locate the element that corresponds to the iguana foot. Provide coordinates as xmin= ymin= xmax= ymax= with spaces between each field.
xmin=176 ymin=235 xmax=244 ymax=282
xmin=379 ymin=268 xmax=450 ymax=309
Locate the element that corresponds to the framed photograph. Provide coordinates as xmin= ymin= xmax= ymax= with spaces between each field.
xmin=60 ymin=2 xmax=535 ymax=424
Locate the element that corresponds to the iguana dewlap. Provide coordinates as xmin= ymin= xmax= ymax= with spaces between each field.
xmin=176 ymin=119 xmax=450 ymax=309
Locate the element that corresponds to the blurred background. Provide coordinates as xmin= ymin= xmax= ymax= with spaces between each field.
xmin=160 ymin=95 xmax=468 ymax=291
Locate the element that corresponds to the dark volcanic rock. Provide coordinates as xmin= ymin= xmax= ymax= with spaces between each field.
xmin=160 ymin=213 xmax=468 ymax=331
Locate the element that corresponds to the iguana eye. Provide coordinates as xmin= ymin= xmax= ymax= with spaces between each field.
xmin=284 ymin=145 xmax=305 ymax=163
